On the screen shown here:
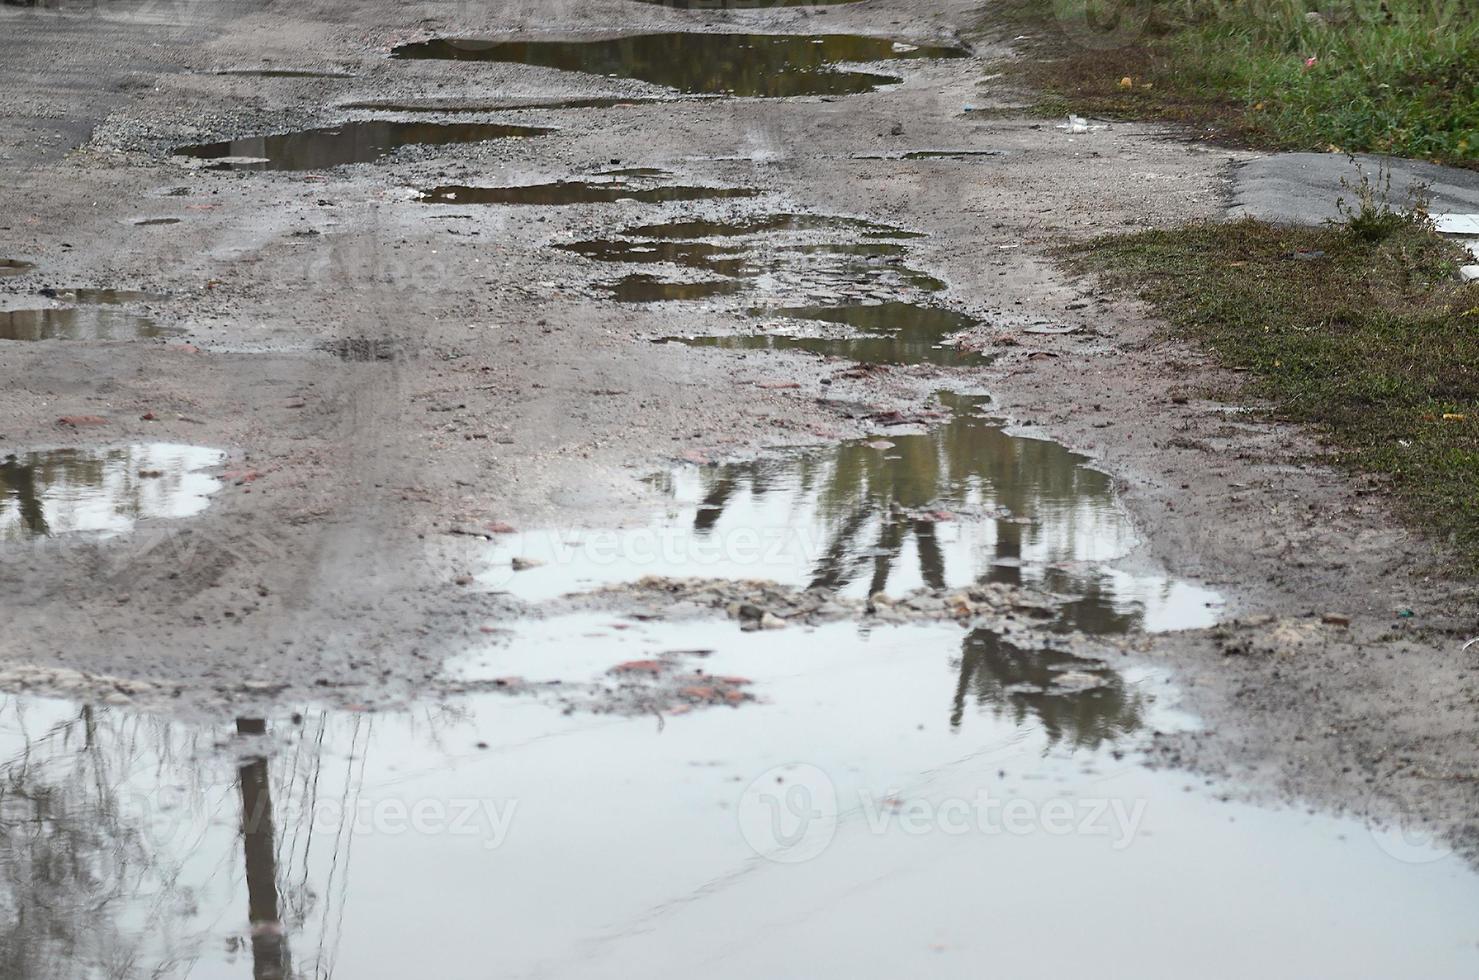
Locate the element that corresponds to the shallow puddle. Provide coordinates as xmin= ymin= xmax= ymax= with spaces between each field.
xmin=0 ymin=307 xmax=170 ymax=341
xmin=664 ymin=301 xmax=986 ymax=367
xmin=855 ymin=149 xmax=1008 ymax=160
xmin=558 ymin=238 xmax=750 ymax=276
xmin=607 ymin=274 xmax=746 ymax=303
xmin=340 ymin=96 xmax=674 ymax=113
xmin=486 ymin=393 xmax=1220 ymax=632
xmin=0 ymin=444 xmax=224 ymax=540
xmin=627 ymin=213 xmax=917 ymax=239
xmin=37 ymin=287 xmax=168 ymax=305
xmin=174 ymin=121 xmax=550 ymax=171
xmin=664 ymin=330 xmax=985 ymax=367
xmin=0 ymin=259 xmax=35 ymax=278
xmin=579 ymin=214 xmax=942 ymax=304
xmin=5 ymin=617 xmax=1476 ymax=979
xmin=211 ymin=68 xmax=356 ymax=78
xmin=421 ymin=181 xmax=760 ymax=206
xmin=391 ymin=33 xmax=969 ymax=98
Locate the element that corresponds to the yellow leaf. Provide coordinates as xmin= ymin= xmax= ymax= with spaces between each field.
xmin=1119 ymin=76 xmax=1133 ymax=88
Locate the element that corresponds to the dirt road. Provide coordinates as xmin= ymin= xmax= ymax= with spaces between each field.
xmin=2 ymin=0 xmax=1478 ymax=973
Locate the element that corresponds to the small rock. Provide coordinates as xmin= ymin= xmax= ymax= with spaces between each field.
xmin=760 ymin=612 xmax=787 ymax=630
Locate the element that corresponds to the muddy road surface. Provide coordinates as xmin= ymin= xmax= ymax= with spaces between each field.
xmin=2 ymin=0 xmax=1478 ymax=976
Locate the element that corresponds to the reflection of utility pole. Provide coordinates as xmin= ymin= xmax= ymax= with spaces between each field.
xmin=237 ymin=718 xmax=292 ymax=980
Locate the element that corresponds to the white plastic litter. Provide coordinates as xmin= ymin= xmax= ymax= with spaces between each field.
xmin=1432 ymin=214 xmax=1479 ymax=282
xmin=1433 ymin=214 xmax=1479 ymax=236
xmin=1056 ymin=115 xmax=1107 ymax=135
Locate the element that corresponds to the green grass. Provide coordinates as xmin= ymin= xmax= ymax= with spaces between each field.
xmin=987 ymin=0 xmax=1477 ymax=166
xmin=1067 ymin=217 xmax=1479 ymax=568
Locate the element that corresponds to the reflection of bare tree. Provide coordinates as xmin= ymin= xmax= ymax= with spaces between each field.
xmin=691 ymin=392 xmax=1120 ymax=600
xmin=949 ymin=630 xmax=1143 ymax=749
xmin=0 ymin=699 xmax=204 ymax=979
xmin=0 ymin=454 xmax=50 ymax=536
xmin=0 ymin=700 xmax=382 ymax=979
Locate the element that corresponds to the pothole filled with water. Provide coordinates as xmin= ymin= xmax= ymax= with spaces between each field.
xmin=174 ymin=120 xmax=550 ymax=171
xmin=341 ymin=96 xmax=677 ymax=113
xmin=4 ymin=618 xmax=1475 ymax=979
xmin=483 ymin=392 xmax=1221 ymax=632
xmin=661 ymin=301 xmax=988 ymax=367
xmin=0 ymin=444 xmax=225 ymax=540
xmin=0 ymin=307 xmax=172 ymax=342
xmin=420 ymin=180 xmax=760 ymax=206
xmin=391 ymin=33 xmax=970 ymax=98
xmin=0 ymin=259 xmax=35 ymax=278
xmin=627 ymin=213 xmax=919 ymax=239
xmin=607 ymin=274 xmax=747 ymax=303
xmin=558 ymin=212 xmax=945 ymax=304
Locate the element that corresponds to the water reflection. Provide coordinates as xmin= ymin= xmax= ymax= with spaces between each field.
xmin=627 ymin=213 xmax=916 ymax=239
xmin=0 ymin=444 xmax=224 ymax=540
xmin=174 ymin=121 xmax=550 ymax=171
xmin=0 ymin=627 xmax=1473 ymax=978
xmin=420 ymin=181 xmax=759 ymax=206
xmin=951 ymin=629 xmax=1143 ymax=746
xmin=0 ymin=700 xmax=349 ymax=979
xmin=390 ymin=33 xmax=968 ymax=98
xmin=565 ymin=215 xmax=942 ymax=305
xmin=558 ymin=238 xmax=751 ymax=276
xmin=664 ymin=300 xmax=983 ymax=367
xmin=0 ymin=259 xmax=35 ymax=278
xmin=491 ymin=394 xmax=1221 ymax=630
xmin=236 ymin=719 xmax=292 ymax=980
xmin=0 ymin=307 xmax=167 ymax=341
xmin=607 ymin=274 xmax=746 ymax=303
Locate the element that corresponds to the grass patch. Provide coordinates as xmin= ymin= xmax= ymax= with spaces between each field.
xmin=1068 ymin=216 xmax=1479 ymax=567
xmin=986 ymin=0 xmax=1477 ymax=167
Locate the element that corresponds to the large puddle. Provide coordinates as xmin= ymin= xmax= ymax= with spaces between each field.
xmin=485 ymin=393 xmax=1220 ymax=633
xmin=174 ymin=121 xmax=550 ymax=171
xmin=0 ymin=259 xmax=35 ymax=278
xmin=663 ymin=301 xmax=987 ymax=367
xmin=4 ymin=617 xmax=1476 ymax=978
xmin=0 ymin=444 xmax=224 ymax=540
xmin=391 ymin=33 xmax=969 ymax=98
